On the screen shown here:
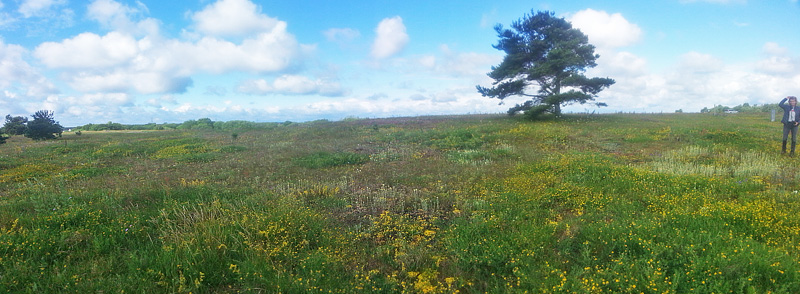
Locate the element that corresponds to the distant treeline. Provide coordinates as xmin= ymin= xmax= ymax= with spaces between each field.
xmin=73 ymin=103 xmax=779 ymax=131
xmin=700 ymin=103 xmax=778 ymax=113
xmin=74 ymin=118 xmax=298 ymax=131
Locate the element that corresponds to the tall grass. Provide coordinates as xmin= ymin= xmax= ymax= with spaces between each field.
xmin=2 ymin=112 xmax=800 ymax=293
xmin=649 ymin=145 xmax=782 ymax=178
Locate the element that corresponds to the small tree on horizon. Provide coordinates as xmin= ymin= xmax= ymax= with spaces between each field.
xmin=24 ymin=110 xmax=63 ymax=141
xmin=3 ymin=115 xmax=28 ymax=135
xmin=477 ymin=10 xmax=615 ymax=119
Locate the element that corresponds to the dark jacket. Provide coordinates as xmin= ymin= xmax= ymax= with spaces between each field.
xmin=779 ymin=98 xmax=800 ymax=125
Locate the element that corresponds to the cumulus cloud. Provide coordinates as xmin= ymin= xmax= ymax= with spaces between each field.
xmin=87 ymin=0 xmax=157 ymax=35
xmin=755 ymin=42 xmax=798 ymax=75
xmin=596 ymin=51 xmax=648 ymax=76
xmin=32 ymin=0 xmax=305 ymax=95
xmin=146 ymin=95 xmax=177 ymax=108
xmin=87 ymin=0 xmax=136 ymax=26
xmin=762 ymin=42 xmax=789 ymax=56
xmin=237 ymin=75 xmax=344 ymax=96
xmin=22 ymin=93 xmax=134 ymax=125
xmin=575 ymin=45 xmax=800 ymax=114
xmin=283 ymin=85 xmax=510 ymax=121
xmin=191 ymin=0 xmax=280 ymax=37
xmin=371 ymin=16 xmax=409 ymax=59
xmin=417 ymin=45 xmax=501 ymax=80
xmin=564 ymin=24 xmax=799 ymax=114
xmin=18 ymin=0 xmax=67 ymax=18
xmin=0 ymin=11 xmax=14 ymax=28
xmin=568 ymin=9 xmax=642 ymax=50
xmin=35 ymin=32 xmax=139 ymax=69
xmin=0 ymin=39 xmax=57 ymax=98
xmin=678 ymin=51 xmax=724 ymax=73
xmin=564 ymin=9 xmax=648 ymax=106
xmin=68 ymin=70 xmax=193 ymax=94
xmin=567 ymin=9 xmax=647 ymax=84
xmin=153 ymin=26 xmax=302 ymax=75
xmin=0 ymin=41 xmax=40 ymax=88
xmin=756 ymin=56 xmax=795 ymax=75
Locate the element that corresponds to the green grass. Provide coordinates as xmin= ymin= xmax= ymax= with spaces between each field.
xmin=2 ymin=112 xmax=800 ymax=293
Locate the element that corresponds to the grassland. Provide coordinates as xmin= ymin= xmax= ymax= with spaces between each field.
xmin=2 ymin=112 xmax=800 ymax=293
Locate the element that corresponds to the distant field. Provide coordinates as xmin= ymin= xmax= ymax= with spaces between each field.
xmin=2 ymin=112 xmax=800 ymax=293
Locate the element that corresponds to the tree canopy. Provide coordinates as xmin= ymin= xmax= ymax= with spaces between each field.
xmin=3 ymin=115 xmax=28 ymax=135
xmin=477 ymin=10 xmax=614 ymax=119
xmin=24 ymin=110 xmax=63 ymax=141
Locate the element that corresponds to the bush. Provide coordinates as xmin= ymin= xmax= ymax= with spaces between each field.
xmin=3 ymin=115 xmax=28 ymax=135
xmin=24 ymin=110 xmax=63 ymax=141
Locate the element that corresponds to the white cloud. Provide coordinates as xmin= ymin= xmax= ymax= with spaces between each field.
xmin=0 ymin=39 xmax=57 ymax=99
xmin=87 ymin=0 xmax=157 ymax=35
xmin=35 ymin=32 xmax=139 ymax=69
xmin=568 ymin=9 xmax=642 ymax=50
xmin=561 ymin=9 xmax=649 ymax=110
xmin=566 ymin=9 xmax=647 ymax=93
xmin=417 ymin=44 xmax=501 ymax=79
xmin=33 ymin=0 xmax=306 ymax=95
xmin=371 ymin=16 xmax=409 ymax=59
xmin=0 ymin=41 xmax=37 ymax=88
xmin=573 ymin=46 xmax=800 ymax=114
xmin=678 ymin=51 xmax=724 ymax=73
xmin=22 ymin=93 xmax=134 ymax=124
xmin=146 ymin=95 xmax=177 ymax=107
xmin=285 ymin=86 xmax=510 ymax=120
xmin=755 ymin=42 xmax=797 ymax=75
xmin=562 ymin=12 xmax=791 ymax=114
xmin=87 ymin=0 xmax=134 ymax=25
xmin=596 ymin=51 xmax=648 ymax=76
xmin=18 ymin=0 xmax=66 ymax=18
xmin=762 ymin=42 xmax=788 ymax=56
xmin=68 ymin=70 xmax=193 ymax=94
xmin=237 ymin=75 xmax=344 ymax=96
xmin=0 ymin=11 xmax=14 ymax=28
xmin=191 ymin=0 xmax=280 ymax=37
xmin=34 ymin=29 xmax=303 ymax=93
xmin=154 ymin=27 xmax=302 ymax=75
xmin=756 ymin=56 xmax=795 ymax=74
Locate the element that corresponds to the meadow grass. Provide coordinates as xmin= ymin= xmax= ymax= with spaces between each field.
xmin=2 ymin=112 xmax=800 ymax=293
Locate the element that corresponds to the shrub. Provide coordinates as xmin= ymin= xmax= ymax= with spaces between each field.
xmin=24 ymin=110 xmax=63 ymax=141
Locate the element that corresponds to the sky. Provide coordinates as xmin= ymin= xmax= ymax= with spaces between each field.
xmin=0 ymin=0 xmax=799 ymax=126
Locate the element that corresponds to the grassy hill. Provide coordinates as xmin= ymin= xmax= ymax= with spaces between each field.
xmin=2 ymin=112 xmax=800 ymax=293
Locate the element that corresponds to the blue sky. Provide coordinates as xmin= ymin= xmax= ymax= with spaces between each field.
xmin=0 ymin=0 xmax=798 ymax=126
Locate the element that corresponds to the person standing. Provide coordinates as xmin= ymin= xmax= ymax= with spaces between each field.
xmin=780 ymin=96 xmax=799 ymax=155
